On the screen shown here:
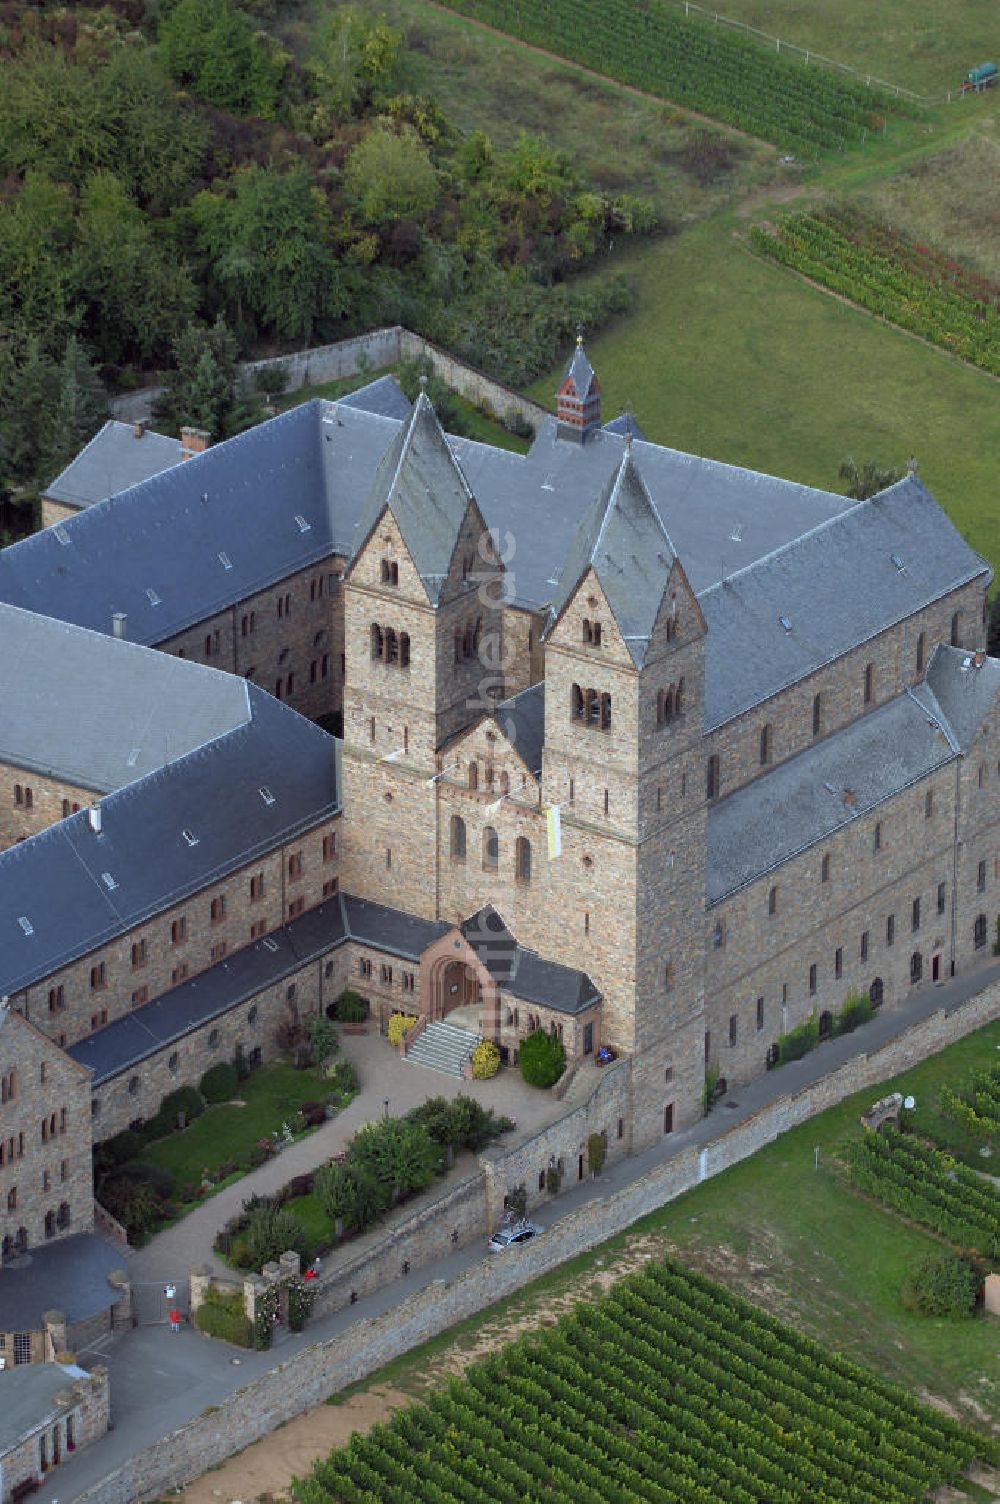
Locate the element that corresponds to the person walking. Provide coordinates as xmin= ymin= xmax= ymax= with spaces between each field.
xmin=169 ymin=1307 xmax=181 ymax=1333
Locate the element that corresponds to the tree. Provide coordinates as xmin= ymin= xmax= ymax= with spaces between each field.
xmin=48 ymin=338 xmax=108 ymax=478
xmin=1 ymin=337 xmax=59 ymax=485
xmin=155 ymin=320 xmax=265 ymax=440
xmin=308 ymin=7 xmax=402 ymax=120
xmin=0 ymin=172 xmax=78 ymax=357
xmin=838 ymin=456 xmax=904 ymax=501
xmin=307 ymin=1013 xmax=339 ymax=1068
xmin=190 ymin=166 xmax=346 ymax=343
xmin=314 ymin=1160 xmax=358 ymax=1236
xmin=159 ymin=0 xmax=287 ymax=118
xmin=518 ymin=1029 xmax=566 ymax=1089
xmin=345 ymin=124 xmax=439 ymax=226
xmin=348 ymin=1118 xmax=442 ymax=1203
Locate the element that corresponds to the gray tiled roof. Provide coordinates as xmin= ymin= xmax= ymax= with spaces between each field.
xmin=44 ymin=420 xmax=183 ymax=510
xmin=603 ymin=411 xmax=648 ymax=442
xmin=707 ymin=689 xmax=956 ymax=903
xmin=545 ymin=449 xmax=677 ymax=668
xmin=0 ymin=603 xmax=250 ymax=792
xmin=700 ymin=476 xmax=990 ymax=730
xmin=462 ymin=905 xmax=600 ymax=1013
xmin=338 ymin=374 xmax=411 ymax=420
xmin=0 ymin=687 xmax=338 ymax=995
xmin=0 ymin=1363 xmax=91 ymax=1450
xmin=495 ymin=682 xmax=545 ymax=778
xmin=561 ymin=339 xmax=597 ymax=399
xmin=0 ymin=1237 xmax=122 ymax=1333
xmin=913 ymin=643 xmax=1000 ymax=751
xmin=352 ymin=392 xmax=476 ymax=604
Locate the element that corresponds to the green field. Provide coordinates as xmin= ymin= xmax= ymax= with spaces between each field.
xmin=527 ymin=216 xmax=1000 ymax=573
xmin=642 ymin=0 xmax=1000 ymax=96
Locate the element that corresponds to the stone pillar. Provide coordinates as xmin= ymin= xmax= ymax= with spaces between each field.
xmin=189 ymin=1266 xmax=213 ymax=1320
xmin=984 ymin=1272 xmax=1000 ymax=1315
xmin=106 ymin=1268 xmax=131 ymax=1331
xmin=279 ymin=1250 xmax=302 ymax=1279
xmin=43 ymin=1310 xmax=67 ymax=1361
xmin=243 ymin=1274 xmax=265 ymax=1327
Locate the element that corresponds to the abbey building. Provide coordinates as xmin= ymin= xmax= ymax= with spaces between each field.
xmin=0 ymin=343 xmax=995 ymax=1271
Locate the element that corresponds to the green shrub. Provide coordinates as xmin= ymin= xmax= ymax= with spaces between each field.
xmin=545 ymin=1165 xmax=561 ymax=1194
xmin=329 ymin=1059 xmax=359 ymax=1097
xmin=900 ymin=1252 xmax=980 ymax=1318
xmin=307 ymin=1012 xmax=339 ymax=1067
xmin=834 ymin=990 xmax=873 ymax=1037
xmin=471 ymin=1039 xmax=500 ymax=1079
xmin=199 ymin=1062 xmax=239 ymax=1104
xmin=775 ymin=1012 xmax=819 ymax=1065
xmin=98 ymin=1128 xmax=143 ymax=1167
xmin=519 ymin=1029 xmax=566 ymax=1088
xmin=195 ymin=1285 xmax=253 ymax=1347
xmin=240 ymin=1202 xmax=312 ymax=1271
xmin=334 ymin=990 xmax=369 ymax=1023
xmin=161 ymin=1085 xmax=205 ymax=1124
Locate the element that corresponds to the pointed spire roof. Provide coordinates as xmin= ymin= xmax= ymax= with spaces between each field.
xmin=560 ymin=331 xmax=597 ymax=400
xmin=546 ymin=444 xmax=678 ymax=668
xmin=353 ymin=390 xmax=476 ymax=604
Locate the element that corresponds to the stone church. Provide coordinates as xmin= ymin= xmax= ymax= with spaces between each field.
xmin=0 ymin=339 xmax=996 ymax=1269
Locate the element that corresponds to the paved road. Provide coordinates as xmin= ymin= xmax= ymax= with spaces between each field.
xmin=56 ymin=960 xmax=1000 ymax=1502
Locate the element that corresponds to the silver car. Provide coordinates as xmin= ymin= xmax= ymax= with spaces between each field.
xmin=488 ymin=1219 xmax=542 ymax=1251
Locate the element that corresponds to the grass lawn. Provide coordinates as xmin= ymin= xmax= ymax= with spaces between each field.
xmin=284 ymin=1190 xmax=333 ymax=1248
xmin=143 ymin=1063 xmax=329 ymax=1189
xmin=528 ymin=214 xmax=1000 ymax=573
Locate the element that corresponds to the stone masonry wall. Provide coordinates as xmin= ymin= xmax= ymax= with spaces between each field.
xmin=0 ymin=762 xmax=98 ymax=852
xmin=72 ymin=980 xmax=1000 ymax=1504
xmin=0 ymin=1010 xmax=93 ymax=1264
xmin=0 ymin=1365 xmax=110 ymax=1502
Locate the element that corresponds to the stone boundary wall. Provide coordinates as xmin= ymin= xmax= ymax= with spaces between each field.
xmin=110 ymin=328 xmax=552 ymax=434
xmin=73 ymin=982 xmax=1000 ymax=1504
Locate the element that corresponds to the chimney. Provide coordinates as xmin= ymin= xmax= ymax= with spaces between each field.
xmin=180 ymin=427 xmax=211 ymax=460
xmin=112 ymin=612 xmax=127 ymax=639
xmin=88 ymin=803 xmax=102 ymax=836
xmin=132 ymin=420 xmax=147 ymax=440
xmin=842 ymin=789 xmax=856 ymax=808
xmin=975 ymin=650 xmax=986 ymax=668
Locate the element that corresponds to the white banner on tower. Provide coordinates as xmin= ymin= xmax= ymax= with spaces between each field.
xmin=546 ymin=804 xmax=562 ymax=859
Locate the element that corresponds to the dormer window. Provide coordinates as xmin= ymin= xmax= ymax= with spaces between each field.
xmin=582 ymin=618 xmax=602 ymax=646
xmin=381 ymin=559 xmax=399 ymax=586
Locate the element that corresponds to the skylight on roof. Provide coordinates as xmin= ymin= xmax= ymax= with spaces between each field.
xmin=146 ymin=587 xmax=162 ymax=606
xmin=294 ymin=514 xmax=311 ymax=533
xmin=779 ymin=615 xmax=793 ymax=633
xmin=218 ymin=551 xmax=232 ymax=570
xmin=262 ymin=937 xmax=279 ymax=952
xmin=730 ymin=524 xmax=744 ymax=543
xmin=181 ymin=828 xmax=199 ymax=847
xmin=259 ymin=786 xmax=276 ymax=806
xmin=126 ymin=747 xmax=141 ymax=767
xmin=101 ymin=871 xmax=118 ymax=891
xmin=891 ymin=553 xmax=907 ymax=573
xmin=53 ymin=526 xmax=70 ymax=546
xmin=17 ymin=916 xmax=34 ymax=936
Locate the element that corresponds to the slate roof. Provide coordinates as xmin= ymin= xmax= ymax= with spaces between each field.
xmin=0 ymin=1362 xmax=91 ymax=1452
xmin=338 ymin=374 xmax=411 ymax=420
xmin=0 ymin=1236 xmax=122 ymax=1333
xmin=462 ymin=905 xmax=600 ymax=1014
xmin=699 ymin=475 xmax=990 ymax=730
xmin=43 ymin=420 xmax=183 ymax=510
xmin=352 ymin=391 xmax=476 ymax=604
xmin=560 ymin=338 xmax=597 ymax=399
xmin=494 ymin=682 xmax=545 ymax=778
xmin=546 ymin=448 xmax=677 ymax=668
xmin=603 ymin=411 xmax=648 ymax=442
xmin=913 ymin=643 xmax=1000 ymax=751
xmin=0 ymin=687 xmax=338 ymax=995
xmin=0 ymin=603 xmax=250 ymax=792
xmin=707 ymin=689 xmax=957 ymax=903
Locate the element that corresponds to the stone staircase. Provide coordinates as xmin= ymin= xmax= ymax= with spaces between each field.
xmin=406 ymin=1019 xmax=480 ymax=1080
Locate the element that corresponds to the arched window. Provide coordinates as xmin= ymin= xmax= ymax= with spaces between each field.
xmin=571 ymin=684 xmax=585 ymax=722
xmin=57 ymin=1202 xmax=70 ymax=1229
xmin=385 ymin=627 xmax=398 ymax=664
xmin=1 ymin=1234 xmax=11 ymax=1263
xmin=864 ymin=662 xmax=874 ymax=705
xmin=399 ymin=632 xmax=410 ymax=669
xmin=916 ymin=631 xmax=925 ymax=674
xmin=974 ymin=913 xmax=988 ymax=950
xmin=586 ymin=688 xmax=599 ymax=726
xmin=658 ymin=686 xmax=675 ymax=725
xmin=15 ymin=1226 xmax=28 ymax=1254
xmin=706 ymin=755 xmax=720 ymax=801
xmin=499 ymin=770 xmax=509 ymax=795
xmin=767 ymin=885 xmax=777 ymax=916
xmin=760 ymin=723 xmax=771 ymax=766
xmin=472 ymin=617 xmax=482 ymax=654
xmin=451 ymin=815 xmax=466 ymax=861
xmin=600 ymin=693 xmax=612 ymax=730
xmin=468 ymin=762 xmax=478 ymax=791
xmin=675 ymin=677 xmax=685 ymax=715
xmin=483 ymin=826 xmax=499 ymax=871
xmin=951 ymin=611 xmax=961 ymax=647
xmin=910 ymin=951 xmax=923 ymax=984
xmin=812 ymin=692 xmax=822 ymax=738
xmin=516 ymin=836 xmax=531 ymax=883
xmin=869 ymin=976 xmax=884 ymax=1008
xmin=44 ymin=1210 xmax=55 ymax=1240
xmin=370 ymin=623 xmax=384 ymax=660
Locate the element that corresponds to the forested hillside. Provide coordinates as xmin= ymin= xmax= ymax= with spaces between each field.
xmin=0 ymin=0 xmax=655 ymax=517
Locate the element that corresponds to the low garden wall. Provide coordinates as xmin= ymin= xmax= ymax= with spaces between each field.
xmin=73 ymin=981 xmax=1000 ymax=1504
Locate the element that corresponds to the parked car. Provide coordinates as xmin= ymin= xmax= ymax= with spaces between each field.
xmin=489 ymin=1219 xmax=542 ymax=1252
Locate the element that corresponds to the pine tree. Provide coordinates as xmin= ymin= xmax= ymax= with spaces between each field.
xmin=49 ymin=337 xmax=107 ymax=477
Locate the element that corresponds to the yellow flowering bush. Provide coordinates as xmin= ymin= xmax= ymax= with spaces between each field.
xmin=471 ymin=1040 xmax=500 ymax=1080
xmin=388 ymin=1013 xmax=417 ymax=1047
